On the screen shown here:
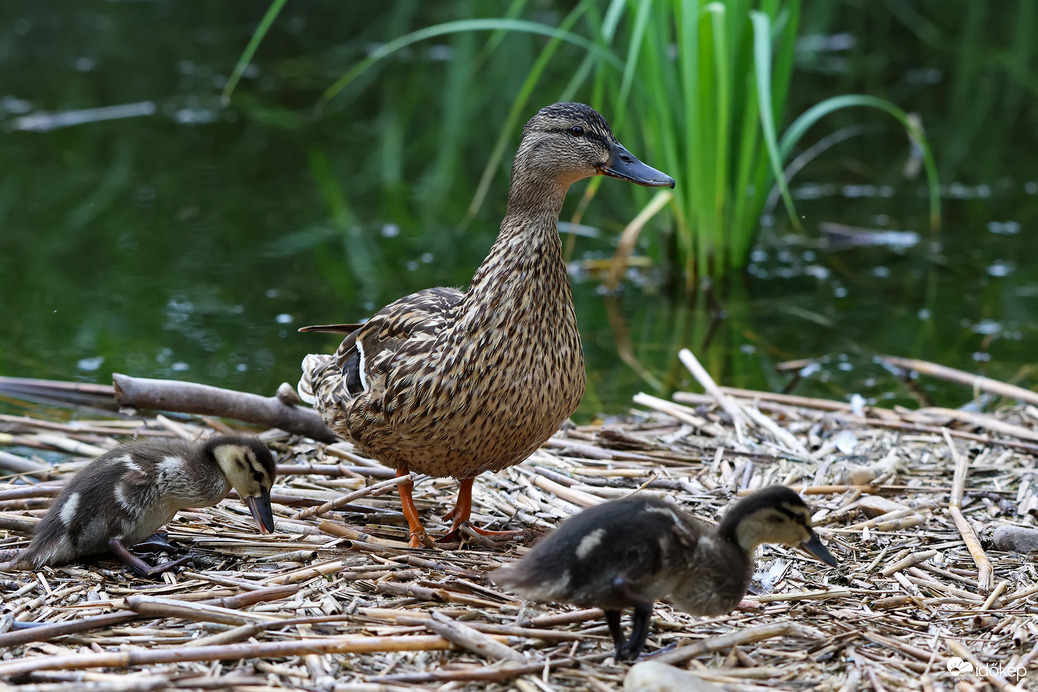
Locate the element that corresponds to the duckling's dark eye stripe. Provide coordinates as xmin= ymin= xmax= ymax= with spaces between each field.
xmin=774 ymin=503 xmax=807 ymax=522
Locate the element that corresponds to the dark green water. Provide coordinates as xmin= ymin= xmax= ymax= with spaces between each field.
xmin=2 ymin=2 xmax=1036 ymax=419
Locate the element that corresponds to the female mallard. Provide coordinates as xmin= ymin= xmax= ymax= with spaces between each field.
xmin=299 ymin=103 xmax=674 ymax=547
xmin=491 ymin=486 xmax=837 ymax=660
xmin=2 ymin=435 xmax=276 ymax=577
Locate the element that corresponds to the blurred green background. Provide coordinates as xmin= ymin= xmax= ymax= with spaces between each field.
xmin=1 ymin=1 xmax=1036 ymax=418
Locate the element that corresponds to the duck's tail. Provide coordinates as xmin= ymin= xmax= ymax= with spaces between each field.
xmin=297 ymin=353 xmax=334 ymax=406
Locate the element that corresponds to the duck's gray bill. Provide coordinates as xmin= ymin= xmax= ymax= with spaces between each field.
xmin=600 ymin=142 xmax=675 ymax=188
xmin=245 ymin=492 xmax=276 ymax=534
xmin=802 ymin=532 xmax=837 ymax=567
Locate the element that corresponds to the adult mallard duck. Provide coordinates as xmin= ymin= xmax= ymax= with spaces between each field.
xmin=2 ymin=435 xmax=276 ymax=577
xmin=491 ymin=486 xmax=837 ymax=660
xmin=298 ymin=103 xmax=674 ymax=547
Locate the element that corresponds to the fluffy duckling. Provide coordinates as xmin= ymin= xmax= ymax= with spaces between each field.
xmin=3 ymin=435 xmax=276 ymax=577
xmin=299 ymin=103 xmax=675 ymax=547
xmin=491 ymin=486 xmax=837 ymax=660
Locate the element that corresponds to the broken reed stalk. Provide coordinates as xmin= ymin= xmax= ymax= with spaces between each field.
xmin=944 ymin=429 xmax=993 ymax=591
xmin=369 ymin=653 xmax=612 ymax=685
xmin=0 ymin=635 xmax=474 ymax=677
xmin=678 ymin=348 xmax=748 ymax=441
xmin=423 ymin=611 xmax=528 ymax=663
xmin=0 ymin=585 xmax=299 ymax=649
xmin=292 ymin=473 xmax=416 ymax=520
xmin=884 ymin=355 xmax=1038 ymax=407
xmin=0 ymin=449 xmax=50 ymax=474
xmin=125 ymin=595 xmax=287 ymax=626
xmin=653 ymin=622 xmax=816 ymax=665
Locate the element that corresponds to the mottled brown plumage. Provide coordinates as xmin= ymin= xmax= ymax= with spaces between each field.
xmin=491 ymin=487 xmax=838 ymax=660
xmin=299 ymin=103 xmax=674 ymax=546
xmin=3 ymin=435 xmax=277 ymax=577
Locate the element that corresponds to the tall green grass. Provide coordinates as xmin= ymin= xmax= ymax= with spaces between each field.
xmin=583 ymin=0 xmax=941 ymax=283
xmin=230 ymin=0 xmax=942 ymax=287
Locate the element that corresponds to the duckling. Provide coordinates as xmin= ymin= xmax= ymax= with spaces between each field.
xmin=490 ymin=486 xmax=837 ymax=660
xmin=2 ymin=435 xmax=276 ymax=577
xmin=299 ymin=103 xmax=675 ymax=547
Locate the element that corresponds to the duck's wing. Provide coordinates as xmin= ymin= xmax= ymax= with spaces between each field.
xmin=299 ymin=286 xmax=464 ymax=410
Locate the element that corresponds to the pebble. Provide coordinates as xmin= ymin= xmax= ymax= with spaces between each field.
xmin=624 ymin=661 xmax=724 ymax=692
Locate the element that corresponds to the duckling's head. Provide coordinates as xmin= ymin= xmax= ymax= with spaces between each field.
xmin=720 ymin=486 xmax=837 ymax=566
xmin=512 ymin=102 xmax=675 ymax=191
xmin=208 ymin=436 xmax=277 ymax=534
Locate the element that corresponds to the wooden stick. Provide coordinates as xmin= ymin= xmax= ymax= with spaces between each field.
xmin=884 ymin=356 xmax=1038 ymax=407
xmin=653 ymin=622 xmax=814 ymax=665
xmin=0 ymin=635 xmax=466 ymax=677
xmin=678 ymin=348 xmax=748 ymax=441
xmin=0 ymin=585 xmax=297 ymax=649
xmin=424 ymin=611 xmax=528 ymax=663
xmin=944 ymin=430 xmax=993 ymax=591
xmin=753 ymin=588 xmax=852 ymax=603
xmin=124 ymin=595 xmax=286 ymax=626
xmin=112 ymin=373 xmax=337 ymax=443
xmin=880 ymin=550 xmax=938 ymax=577
xmin=292 ymin=473 xmax=415 ymax=520
xmin=369 ymin=653 xmax=611 ymax=684
xmin=0 ymin=449 xmax=50 ymax=474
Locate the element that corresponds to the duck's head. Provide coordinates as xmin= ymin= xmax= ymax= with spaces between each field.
xmin=208 ymin=436 xmax=277 ymax=534
xmin=513 ymin=102 xmax=675 ymax=190
xmin=721 ymin=486 xmax=837 ymax=566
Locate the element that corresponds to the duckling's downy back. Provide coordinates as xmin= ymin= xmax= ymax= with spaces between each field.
xmin=492 ymin=495 xmax=701 ymax=610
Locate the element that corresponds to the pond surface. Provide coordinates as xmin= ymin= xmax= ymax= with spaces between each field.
xmin=1 ymin=2 xmax=1036 ymax=420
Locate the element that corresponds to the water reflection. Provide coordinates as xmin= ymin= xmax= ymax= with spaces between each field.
xmin=1 ymin=1 xmax=1036 ymax=418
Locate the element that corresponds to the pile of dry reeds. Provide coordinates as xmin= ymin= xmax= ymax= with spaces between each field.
xmin=0 ymin=353 xmax=1035 ymax=691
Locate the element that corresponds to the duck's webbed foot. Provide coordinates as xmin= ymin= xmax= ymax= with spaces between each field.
xmin=108 ymin=538 xmax=194 ymax=578
xmin=437 ymin=477 xmax=519 ymax=545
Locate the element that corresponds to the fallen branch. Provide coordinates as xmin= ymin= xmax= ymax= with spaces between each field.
xmin=113 ymin=374 xmax=336 ymax=443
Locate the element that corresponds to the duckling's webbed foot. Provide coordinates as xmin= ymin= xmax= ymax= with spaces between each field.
xmin=107 ymin=538 xmax=194 ymax=578
xmin=131 ymin=531 xmax=182 ymax=555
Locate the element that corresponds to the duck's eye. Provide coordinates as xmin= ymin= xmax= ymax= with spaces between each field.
xmin=569 ymin=125 xmax=585 ymax=137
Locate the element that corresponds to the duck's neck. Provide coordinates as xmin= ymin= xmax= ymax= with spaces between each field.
xmin=161 ymin=451 xmax=231 ymax=508
xmin=467 ymin=171 xmax=570 ymax=297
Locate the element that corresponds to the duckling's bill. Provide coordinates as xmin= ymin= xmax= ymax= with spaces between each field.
xmin=801 ymin=531 xmax=837 ymax=567
xmin=598 ymin=142 xmax=675 ymax=188
xmin=245 ymin=491 xmax=276 ymax=534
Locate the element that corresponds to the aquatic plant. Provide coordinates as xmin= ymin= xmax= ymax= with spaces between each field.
xmin=230 ymin=0 xmax=942 ymax=288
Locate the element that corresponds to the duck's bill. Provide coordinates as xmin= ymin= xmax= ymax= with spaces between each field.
xmin=801 ymin=532 xmax=837 ymax=567
xmin=245 ymin=492 xmax=276 ymax=534
xmin=599 ymin=142 xmax=675 ymax=188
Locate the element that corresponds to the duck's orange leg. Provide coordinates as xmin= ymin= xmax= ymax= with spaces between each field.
xmin=438 ymin=477 xmax=520 ymax=543
xmin=396 ymin=468 xmax=433 ymax=548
